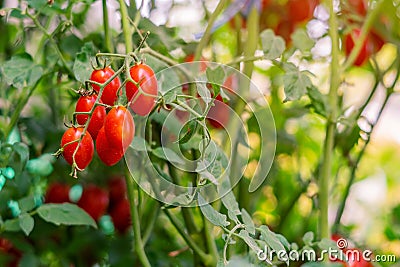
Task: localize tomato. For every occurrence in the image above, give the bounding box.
[348,0,368,16]
[370,31,385,53]
[344,28,373,66]
[61,127,94,170]
[108,176,127,205]
[0,238,21,267]
[110,198,131,234]
[77,185,109,221]
[207,94,230,129]
[184,54,208,72]
[75,95,106,139]
[126,63,158,116]
[287,0,318,24]
[90,67,121,106]
[274,19,295,43]
[104,106,135,150]
[96,127,124,166]
[45,182,71,203]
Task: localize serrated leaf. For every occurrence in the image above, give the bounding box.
[19,213,34,236]
[152,147,184,165]
[2,53,43,89]
[241,209,255,235]
[130,137,150,152]
[260,29,286,60]
[291,28,315,52]
[73,42,95,83]
[259,225,287,262]
[198,194,230,227]
[37,203,97,228]
[282,63,313,102]
[302,231,314,245]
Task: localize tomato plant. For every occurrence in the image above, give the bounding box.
[126,63,158,116]
[95,126,124,166]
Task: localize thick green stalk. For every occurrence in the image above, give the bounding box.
[125,172,151,267]
[319,0,340,241]
[194,0,228,60]
[102,0,114,53]
[118,0,133,52]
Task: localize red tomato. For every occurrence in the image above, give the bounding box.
[104,106,135,150]
[126,63,158,116]
[108,176,127,205]
[0,238,21,267]
[110,198,131,234]
[61,127,94,170]
[90,67,121,106]
[370,31,385,53]
[274,19,295,43]
[348,0,368,16]
[77,185,109,221]
[45,182,71,203]
[287,0,318,24]
[75,95,106,139]
[96,127,124,166]
[207,94,230,129]
[344,28,373,66]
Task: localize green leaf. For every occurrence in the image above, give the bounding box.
[307,86,328,117]
[37,203,97,228]
[2,53,43,89]
[241,209,255,235]
[73,42,95,83]
[18,196,36,213]
[198,194,230,227]
[291,29,315,53]
[27,0,47,9]
[177,118,198,145]
[10,142,29,174]
[276,234,291,250]
[259,225,287,263]
[152,147,184,165]
[3,218,21,232]
[162,89,177,105]
[221,191,241,223]
[19,213,34,236]
[260,29,286,60]
[282,63,313,102]
[238,229,261,253]
[197,83,212,104]
[302,231,314,245]
[206,66,225,95]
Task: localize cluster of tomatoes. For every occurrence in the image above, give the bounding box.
[59,62,158,175]
[45,177,131,233]
[342,0,386,66]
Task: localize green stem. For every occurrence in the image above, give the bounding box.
[102,0,114,53]
[142,202,160,245]
[334,69,399,231]
[342,0,385,70]
[194,0,228,61]
[319,0,340,241]
[163,208,213,266]
[202,215,218,264]
[118,0,133,52]
[125,171,151,267]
